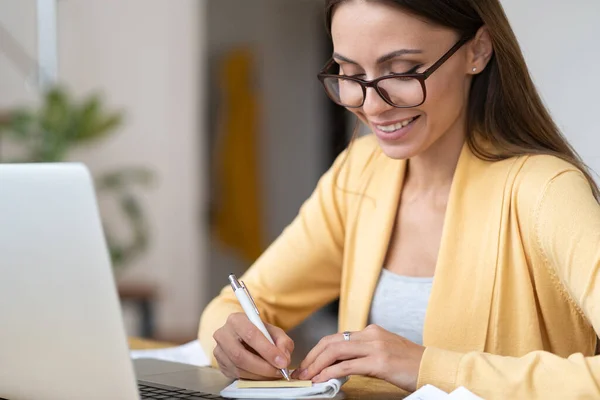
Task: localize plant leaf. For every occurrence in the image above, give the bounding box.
[2,109,38,140]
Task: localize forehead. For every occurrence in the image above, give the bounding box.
[331,1,453,56]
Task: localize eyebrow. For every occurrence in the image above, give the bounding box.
[333,49,423,65]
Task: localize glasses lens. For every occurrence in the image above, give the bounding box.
[378,76,424,107]
[322,75,425,108]
[322,77,364,107]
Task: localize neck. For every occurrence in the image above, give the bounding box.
[405,127,466,193]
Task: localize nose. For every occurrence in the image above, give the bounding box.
[361,86,393,118]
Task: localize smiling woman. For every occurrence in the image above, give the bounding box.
[199,1,600,399]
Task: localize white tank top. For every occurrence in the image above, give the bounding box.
[368,268,434,345]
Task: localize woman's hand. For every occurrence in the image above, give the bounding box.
[291,324,425,392]
[213,312,294,380]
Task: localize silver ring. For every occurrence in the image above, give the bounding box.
[342,331,351,341]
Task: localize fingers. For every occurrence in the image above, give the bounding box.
[297,334,338,373]
[265,323,294,360]
[213,314,287,380]
[230,313,289,368]
[214,341,282,380]
[297,341,369,380]
[298,330,360,372]
[238,368,281,381]
[231,314,289,369]
[221,326,283,378]
[215,345,282,380]
[214,345,235,378]
[312,358,368,383]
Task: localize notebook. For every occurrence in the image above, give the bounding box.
[220,377,348,399]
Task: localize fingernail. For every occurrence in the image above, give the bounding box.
[299,369,308,380]
[275,356,287,369]
[312,374,321,382]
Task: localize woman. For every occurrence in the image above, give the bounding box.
[199,0,600,398]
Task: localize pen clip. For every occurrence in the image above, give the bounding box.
[240,281,260,315]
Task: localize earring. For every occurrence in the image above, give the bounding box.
[472,67,477,72]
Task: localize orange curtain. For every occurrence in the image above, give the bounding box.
[212,48,264,263]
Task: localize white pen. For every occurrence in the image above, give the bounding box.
[228,274,291,381]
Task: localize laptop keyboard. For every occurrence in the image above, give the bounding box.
[138,380,226,399]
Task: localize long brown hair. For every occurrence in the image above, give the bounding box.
[325,0,600,200]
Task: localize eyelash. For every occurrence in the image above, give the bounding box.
[401,64,423,74]
[345,64,424,78]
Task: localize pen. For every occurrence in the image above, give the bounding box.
[228,274,291,381]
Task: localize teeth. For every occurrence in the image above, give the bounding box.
[376,117,417,132]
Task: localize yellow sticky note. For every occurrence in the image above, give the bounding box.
[236,380,313,388]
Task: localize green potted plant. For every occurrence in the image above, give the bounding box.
[0,85,154,271]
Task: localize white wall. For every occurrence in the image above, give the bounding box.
[57,0,208,340]
[0,0,38,109]
[501,0,600,173]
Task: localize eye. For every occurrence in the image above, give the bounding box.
[406,64,422,74]
[393,64,423,75]
[339,68,365,79]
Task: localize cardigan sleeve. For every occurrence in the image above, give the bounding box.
[198,137,378,366]
[417,168,600,399]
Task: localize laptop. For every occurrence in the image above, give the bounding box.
[0,163,233,400]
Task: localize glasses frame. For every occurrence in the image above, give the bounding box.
[317,35,473,109]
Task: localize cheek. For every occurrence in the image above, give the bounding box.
[421,71,468,133]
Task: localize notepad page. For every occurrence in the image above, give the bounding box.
[236,380,312,388]
[220,377,347,399]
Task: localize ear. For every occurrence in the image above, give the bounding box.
[467,26,493,75]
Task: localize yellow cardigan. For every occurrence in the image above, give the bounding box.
[199,135,600,399]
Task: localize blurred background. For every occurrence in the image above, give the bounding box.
[1,0,598,362]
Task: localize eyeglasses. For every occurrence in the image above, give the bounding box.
[317,35,473,109]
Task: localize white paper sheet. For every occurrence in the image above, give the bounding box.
[404,384,485,400]
[448,387,484,399]
[130,340,210,367]
[405,384,450,400]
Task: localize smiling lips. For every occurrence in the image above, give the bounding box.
[374,115,420,135]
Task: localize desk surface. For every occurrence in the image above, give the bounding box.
[128,338,409,399]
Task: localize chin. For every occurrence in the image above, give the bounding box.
[374,138,422,160]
